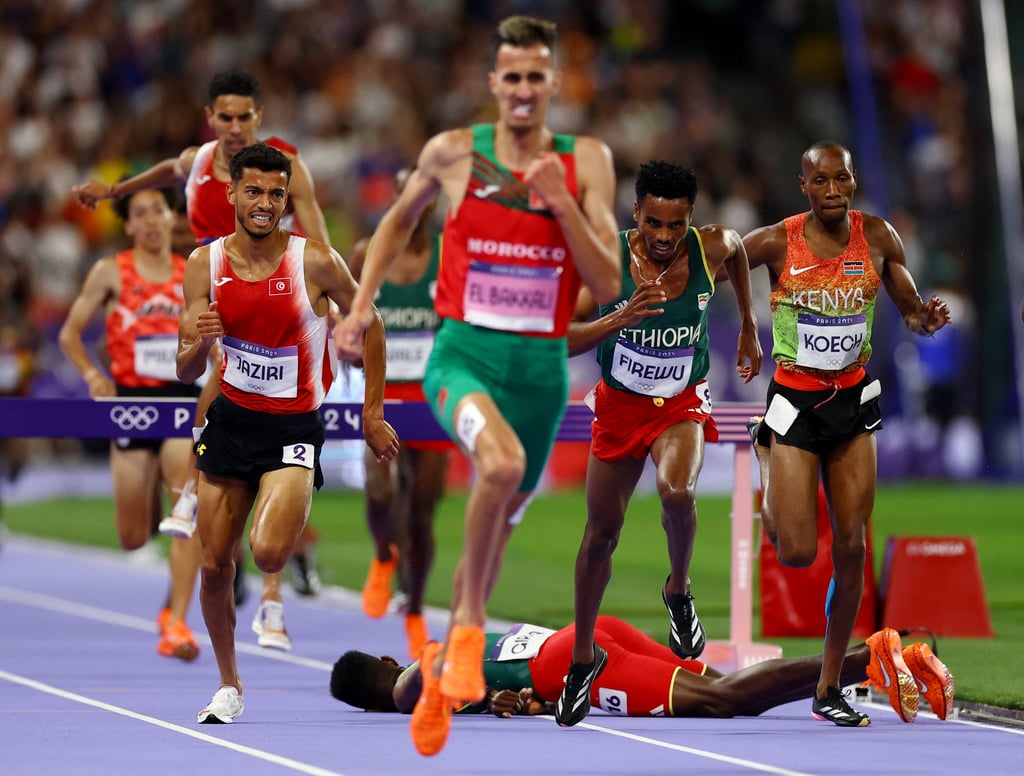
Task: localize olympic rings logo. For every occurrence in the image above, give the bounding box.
[109,405,160,431]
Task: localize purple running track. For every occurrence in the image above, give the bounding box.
[1,535,1022,776]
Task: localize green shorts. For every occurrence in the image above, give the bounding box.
[423,319,569,492]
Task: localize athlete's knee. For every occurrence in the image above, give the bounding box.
[657,479,697,519]
[476,451,525,492]
[250,543,288,574]
[775,536,817,568]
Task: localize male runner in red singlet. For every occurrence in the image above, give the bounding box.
[177,143,399,724]
[73,70,330,638]
[334,15,621,757]
[743,140,952,726]
[556,160,762,726]
[59,187,202,661]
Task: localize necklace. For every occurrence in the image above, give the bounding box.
[631,247,680,283]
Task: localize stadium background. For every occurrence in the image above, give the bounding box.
[2,0,1023,483]
[2,0,1023,714]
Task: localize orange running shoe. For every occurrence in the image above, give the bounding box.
[157,619,200,661]
[410,641,452,757]
[866,628,919,722]
[903,643,955,720]
[439,625,486,703]
[361,544,399,618]
[405,614,429,661]
[156,607,171,634]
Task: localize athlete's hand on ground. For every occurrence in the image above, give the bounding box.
[364,417,400,462]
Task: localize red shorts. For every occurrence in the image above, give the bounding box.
[384,382,455,452]
[529,616,708,717]
[590,379,718,462]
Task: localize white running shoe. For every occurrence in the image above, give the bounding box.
[251,600,292,651]
[197,686,244,724]
[159,483,197,539]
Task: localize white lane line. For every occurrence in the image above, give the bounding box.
[0,585,333,671]
[537,716,815,775]
[0,669,346,776]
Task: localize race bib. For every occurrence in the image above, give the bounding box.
[222,335,298,398]
[463,261,560,333]
[134,334,179,381]
[490,623,557,662]
[0,352,21,392]
[610,337,693,398]
[795,313,866,371]
[385,331,434,381]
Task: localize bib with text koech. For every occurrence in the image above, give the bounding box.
[222,335,299,397]
[795,312,866,371]
[463,261,560,333]
[385,331,434,381]
[611,337,693,398]
[134,334,179,381]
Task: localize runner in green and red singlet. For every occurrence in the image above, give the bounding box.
[333,15,621,757]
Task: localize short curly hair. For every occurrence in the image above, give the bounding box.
[329,651,400,712]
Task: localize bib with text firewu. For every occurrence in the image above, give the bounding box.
[222,335,299,397]
[611,338,694,398]
[795,312,866,371]
[462,260,560,333]
[133,334,179,381]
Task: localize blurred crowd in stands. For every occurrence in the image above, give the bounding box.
[0,0,1015,478]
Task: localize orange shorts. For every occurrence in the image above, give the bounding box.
[590,379,718,462]
[384,381,455,452]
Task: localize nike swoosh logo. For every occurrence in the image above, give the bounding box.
[865,419,882,430]
[474,184,501,199]
[197,175,211,185]
[789,264,822,275]
[214,277,233,286]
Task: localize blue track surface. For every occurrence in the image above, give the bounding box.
[1,535,1021,775]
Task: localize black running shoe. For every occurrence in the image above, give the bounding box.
[554,644,608,728]
[662,580,706,659]
[233,563,248,607]
[287,548,322,597]
[811,686,870,727]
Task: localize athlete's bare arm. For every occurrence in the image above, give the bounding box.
[742,222,787,288]
[308,242,399,462]
[528,136,620,304]
[334,129,469,356]
[282,152,330,244]
[705,225,761,383]
[58,258,120,397]
[567,281,667,357]
[176,246,217,385]
[864,214,951,335]
[73,147,198,209]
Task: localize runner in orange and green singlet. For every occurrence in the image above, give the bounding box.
[743,140,952,727]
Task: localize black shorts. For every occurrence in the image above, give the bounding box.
[113,383,201,452]
[194,394,325,491]
[755,373,883,456]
